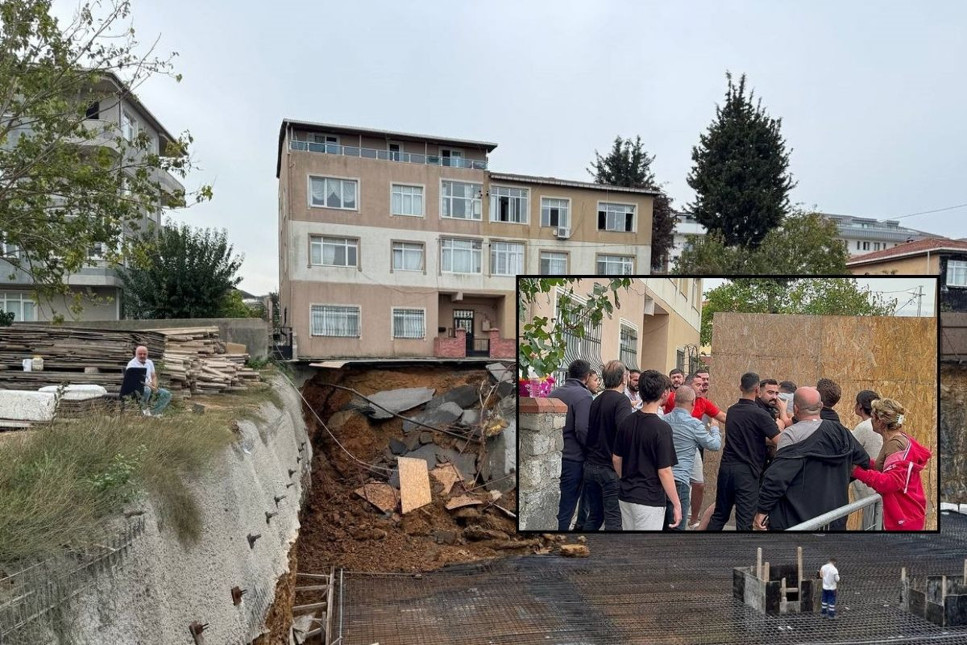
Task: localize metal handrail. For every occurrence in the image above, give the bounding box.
[290,139,488,170]
[785,493,883,531]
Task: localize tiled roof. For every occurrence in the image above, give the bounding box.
[846,237,967,266]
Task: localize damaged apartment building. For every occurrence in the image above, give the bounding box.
[275,120,667,363]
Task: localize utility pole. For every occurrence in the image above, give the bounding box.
[917,285,923,317]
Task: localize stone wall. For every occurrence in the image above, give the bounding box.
[518,397,565,531]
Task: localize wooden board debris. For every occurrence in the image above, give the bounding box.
[354,483,399,513]
[397,457,432,514]
[445,495,485,511]
[430,463,463,496]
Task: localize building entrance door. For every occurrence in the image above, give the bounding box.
[453,309,474,356]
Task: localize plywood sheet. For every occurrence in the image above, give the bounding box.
[354,483,399,513]
[708,312,938,530]
[398,457,432,514]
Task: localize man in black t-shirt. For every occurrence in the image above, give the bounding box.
[583,360,634,530]
[706,372,781,531]
[612,370,680,530]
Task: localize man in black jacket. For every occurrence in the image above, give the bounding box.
[754,387,872,531]
[549,359,594,530]
[583,360,634,530]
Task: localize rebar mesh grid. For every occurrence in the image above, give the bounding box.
[337,513,967,644]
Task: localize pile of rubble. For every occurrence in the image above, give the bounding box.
[299,363,586,573]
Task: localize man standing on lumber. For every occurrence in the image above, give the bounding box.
[127,346,172,417]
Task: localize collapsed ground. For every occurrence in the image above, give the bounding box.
[296,365,560,575]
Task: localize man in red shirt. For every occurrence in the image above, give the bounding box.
[663,373,726,424]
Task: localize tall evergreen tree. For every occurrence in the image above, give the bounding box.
[119,223,243,319]
[687,73,796,248]
[589,136,675,270]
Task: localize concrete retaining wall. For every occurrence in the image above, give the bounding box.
[22,318,270,360]
[10,375,308,644]
[518,397,565,531]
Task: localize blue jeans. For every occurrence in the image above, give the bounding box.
[664,479,690,531]
[558,459,584,531]
[141,386,172,416]
[583,462,622,531]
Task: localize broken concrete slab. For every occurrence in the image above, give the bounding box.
[426,384,480,411]
[482,417,517,493]
[362,387,435,420]
[354,483,399,513]
[404,444,439,471]
[402,401,463,433]
[435,447,478,483]
[403,432,422,452]
[38,384,108,401]
[487,362,514,383]
[0,390,56,422]
[398,457,432,514]
[460,409,481,426]
[419,431,435,445]
[430,463,463,496]
[389,437,407,456]
[495,380,515,398]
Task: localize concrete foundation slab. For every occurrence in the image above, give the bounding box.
[363,387,435,420]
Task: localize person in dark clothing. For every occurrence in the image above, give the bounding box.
[754,387,871,531]
[612,370,680,530]
[583,360,634,530]
[707,372,781,531]
[817,378,843,423]
[548,359,594,531]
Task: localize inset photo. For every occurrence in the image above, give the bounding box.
[518,276,939,533]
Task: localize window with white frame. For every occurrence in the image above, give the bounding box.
[310,236,358,267]
[310,305,360,337]
[392,308,425,339]
[540,251,567,275]
[392,241,424,271]
[441,180,482,220]
[121,111,137,142]
[309,176,358,210]
[619,323,638,370]
[541,197,569,228]
[948,260,967,287]
[597,255,634,275]
[490,186,528,223]
[490,241,524,276]
[597,202,635,232]
[441,238,482,273]
[391,184,424,217]
[0,291,36,322]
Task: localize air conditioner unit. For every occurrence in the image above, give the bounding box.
[555,226,571,239]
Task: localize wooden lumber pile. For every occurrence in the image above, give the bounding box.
[146,327,262,394]
[0,326,165,392]
[0,325,261,395]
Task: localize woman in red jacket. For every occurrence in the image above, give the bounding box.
[851,398,931,530]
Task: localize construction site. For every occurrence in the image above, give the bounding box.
[1,311,965,644]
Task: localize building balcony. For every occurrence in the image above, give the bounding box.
[290,140,488,170]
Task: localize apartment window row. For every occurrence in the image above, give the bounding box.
[855,240,898,252]
[307,176,635,231]
[948,260,967,288]
[309,304,426,339]
[308,234,635,276]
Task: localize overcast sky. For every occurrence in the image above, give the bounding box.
[81,2,967,295]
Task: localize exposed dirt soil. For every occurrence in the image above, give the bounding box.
[296,366,545,575]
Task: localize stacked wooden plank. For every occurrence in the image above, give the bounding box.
[145,327,262,394]
[0,325,261,395]
[0,326,165,392]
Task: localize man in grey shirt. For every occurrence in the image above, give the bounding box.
[663,386,722,530]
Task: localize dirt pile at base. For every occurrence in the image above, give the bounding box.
[297,365,552,574]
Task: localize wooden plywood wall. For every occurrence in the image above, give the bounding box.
[703,312,938,530]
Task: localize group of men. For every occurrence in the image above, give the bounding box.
[549,357,873,532]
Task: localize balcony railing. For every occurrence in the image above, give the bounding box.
[289,140,488,170]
